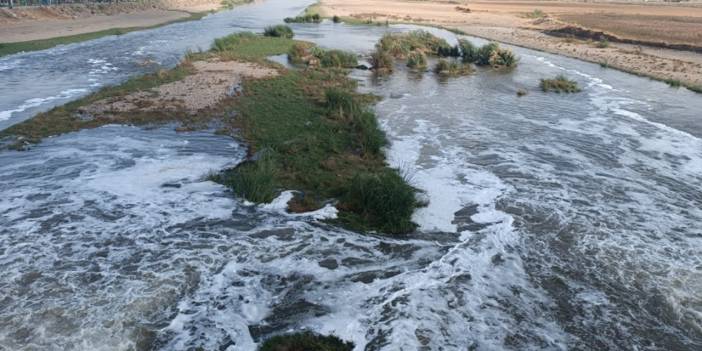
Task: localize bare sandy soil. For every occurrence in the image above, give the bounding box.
[83,60,278,117]
[0,0,223,43]
[0,9,190,43]
[319,0,702,88]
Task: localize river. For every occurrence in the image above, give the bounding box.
[1,0,701,350]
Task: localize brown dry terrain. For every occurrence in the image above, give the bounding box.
[0,0,223,43]
[319,0,702,89]
[82,59,278,117]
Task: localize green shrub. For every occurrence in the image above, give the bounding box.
[353,110,387,156]
[325,88,361,119]
[540,75,581,93]
[212,32,258,52]
[215,149,278,203]
[284,13,322,23]
[370,49,394,73]
[458,39,478,63]
[406,50,427,69]
[475,42,499,65]
[664,78,681,88]
[488,47,518,68]
[596,39,610,48]
[526,9,546,19]
[332,15,341,23]
[264,25,294,39]
[434,59,473,76]
[319,49,358,68]
[437,44,460,57]
[342,170,418,234]
[377,30,451,59]
[288,42,311,64]
[259,332,354,351]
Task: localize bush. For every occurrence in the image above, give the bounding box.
[212,32,258,52]
[434,59,473,76]
[343,170,418,234]
[596,39,610,48]
[475,42,499,65]
[325,88,361,119]
[215,149,278,203]
[377,30,451,59]
[540,75,581,93]
[332,15,341,23]
[488,47,518,68]
[353,110,386,156]
[458,39,478,63]
[284,13,322,23]
[288,42,311,64]
[259,332,354,351]
[319,49,358,68]
[437,44,460,58]
[664,78,681,88]
[370,49,394,73]
[406,50,427,69]
[264,25,294,39]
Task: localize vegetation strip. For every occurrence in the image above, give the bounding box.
[1,30,420,235]
[0,11,211,58]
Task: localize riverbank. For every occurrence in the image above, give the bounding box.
[0,0,251,57]
[316,0,702,93]
[0,30,420,235]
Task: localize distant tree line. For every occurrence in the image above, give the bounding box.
[0,0,137,8]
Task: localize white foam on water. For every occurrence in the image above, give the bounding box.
[0,88,88,121]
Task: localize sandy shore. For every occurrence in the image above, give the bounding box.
[0,9,192,43]
[318,0,702,89]
[0,0,224,43]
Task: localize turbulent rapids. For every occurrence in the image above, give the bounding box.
[1,0,702,350]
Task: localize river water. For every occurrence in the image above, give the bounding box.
[1,0,701,350]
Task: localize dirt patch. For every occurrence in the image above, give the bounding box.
[81,60,278,118]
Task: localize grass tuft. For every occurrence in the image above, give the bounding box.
[319,49,358,68]
[212,149,279,203]
[370,48,395,74]
[540,75,582,93]
[596,39,610,48]
[259,332,354,351]
[284,13,322,23]
[341,170,418,234]
[406,50,428,69]
[434,59,473,76]
[264,25,294,39]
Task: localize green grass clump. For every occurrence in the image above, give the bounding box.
[406,50,428,69]
[341,170,418,234]
[288,42,313,64]
[664,78,682,88]
[377,30,451,59]
[264,25,294,39]
[434,59,473,76]
[211,32,297,61]
[460,41,517,68]
[0,12,210,58]
[525,9,546,19]
[284,13,322,23]
[370,48,395,74]
[231,67,415,234]
[540,75,582,93]
[458,39,478,63]
[213,149,278,203]
[259,332,354,351]
[596,39,610,48]
[332,15,342,23]
[319,50,358,68]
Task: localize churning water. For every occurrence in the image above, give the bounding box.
[1,0,702,350]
